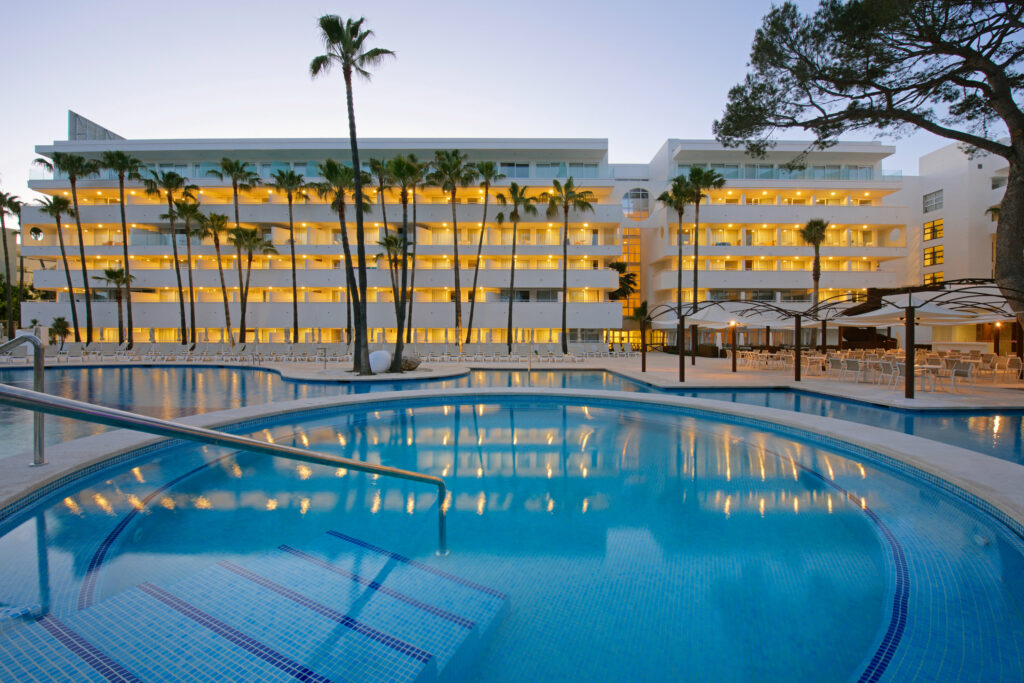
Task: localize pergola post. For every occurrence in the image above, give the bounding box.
[905,306,915,399]
[765,325,771,350]
[993,322,1001,355]
[678,314,685,382]
[731,323,738,372]
[641,317,648,373]
[820,319,827,353]
[794,314,802,382]
[691,324,698,365]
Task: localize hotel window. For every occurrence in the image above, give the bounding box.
[923,271,944,286]
[535,162,563,179]
[812,165,841,180]
[923,189,943,213]
[710,163,740,179]
[923,245,944,266]
[568,163,599,178]
[500,162,529,178]
[622,188,650,220]
[923,219,943,241]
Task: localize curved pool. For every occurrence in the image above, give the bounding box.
[1,395,1022,681]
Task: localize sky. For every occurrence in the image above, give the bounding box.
[2,0,955,226]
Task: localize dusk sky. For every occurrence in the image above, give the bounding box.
[3,0,953,224]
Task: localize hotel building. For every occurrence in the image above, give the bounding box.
[19,112,912,345]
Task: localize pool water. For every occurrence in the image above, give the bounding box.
[1,397,1021,681]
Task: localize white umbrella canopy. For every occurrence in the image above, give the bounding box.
[651,308,797,330]
[839,301,975,326]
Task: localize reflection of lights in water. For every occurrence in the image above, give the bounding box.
[825,457,834,481]
[195,496,211,510]
[406,494,415,514]
[442,433,449,446]
[371,473,379,480]
[131,467,145,483]
[442,464,450,476]
[94,494,114,516]
[857,464,866,479]
[299,432,309,447]
[828,495,833,514]
[230,464,242,478]
[583,406,591,419]
[546,498,554,513]
[263,429,274,444]
[860,497,867,510]
[335,467,347,477]
[477,404,484,416]
[477,432,484,446]
[994,415,1001,434]
[580,430,591,451]
[127,495,145,512]
[546,465,553,479]
[476,467,483,478]
[793,497,799,514]
[442,492,452,513]
[337,434,346,447]
[724,496,731,519]
[296,465,312,480]
[513,433,518,446]
[64,497,82,516]
[789,456,798,481]
[443,406,450,416]
[547,433,554,445]
[407,435,413,446]
[265,499,278,511]
[371,491,381,514]
[161,496,175,510]
[582,498,589,513]
[759,498,765,518]
[300,498,310,515]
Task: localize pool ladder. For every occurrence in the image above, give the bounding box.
[0,378,449,556]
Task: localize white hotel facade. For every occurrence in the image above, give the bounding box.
[19,113,913,345]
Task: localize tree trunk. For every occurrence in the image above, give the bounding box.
[995,159,1024,327]
[337,203,363,371]
[213,236,233,345]
[243,252,254,342]
[55,215,81,342]
[692,200,701,314]
[812,244,821,309]
[676,211,683,317]
[1,210,13,338]
[389,192,410,373]
[507,220,519,355]
[406,191,418,343]
[288,195,299,343]
[118,174,135,348]
[560,205,569,354]
[166,194,188,344]
[235,242,247,343]
[70,178,93,345]
[184,217,197,346]
[450,190,464,350]
[465,184,490,344]
[115,287,124,345]
[343,68,371,375]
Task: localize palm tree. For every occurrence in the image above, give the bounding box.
[800,218,829,309]
[194,212,234,344]
[146,170,197,343]
[464,161,505,345]
[228,227,277,344]
[496,183,538,354]
[311,160,371,356]
[50,316,70,351]
[0,191,20,338]
[657,178,690,317]
[679,167,726,314]
[36,196,80,342]
[607,261,638,301]
[174,200,205,345]
[427,150,479,350]
[207,158,260,233]
[270,169,309,343]
[92,267,134,345]
[33,153,100,344]
[404,155,428,344]
[368,158,393,234]
[310,14,395,374]
[7,197,26,335]
[385,155,420,370]
[100,151,145,348]
[542,178,596,353]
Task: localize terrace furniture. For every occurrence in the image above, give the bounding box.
[875,360,896,387]
[1005,356,1023,381]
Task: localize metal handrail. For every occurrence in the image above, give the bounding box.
[0,335,45,465]
[0,383,448,555]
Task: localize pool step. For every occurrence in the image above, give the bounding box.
[0,534,507,682]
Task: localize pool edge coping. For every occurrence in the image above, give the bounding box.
[1,388,1023,539]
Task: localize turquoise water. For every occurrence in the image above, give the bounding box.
[1,396,1022,680]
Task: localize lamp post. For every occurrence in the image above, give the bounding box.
[641,316,647,373]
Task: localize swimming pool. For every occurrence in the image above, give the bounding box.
[1,395,1021,681]
[1,365,1020,465]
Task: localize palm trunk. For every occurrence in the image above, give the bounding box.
[406,190,418,344]
[812,244,821,309]
[17,253,25,334]
[166,194,188,344]
[561,205,570,354]
[118,173,135,348]
[115,286,124,345]
[70,178,93,345]
[390,192,410,373]
[55,215,81,342]
[465,184,490,344]
[213,235,233,345]
[1,211,13,338]
[450,190,464,350]
[235,243,247,343]
[506,220,518,355]
[244,252,255,342]
[343,67,371,375]
[288,194,299,343]
[337,201,362,369]
[184,217,197,345]
[676,211,683,317]
[692,200,701,314]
